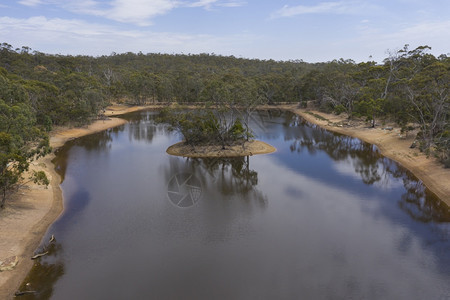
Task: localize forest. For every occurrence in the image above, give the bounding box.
[0,42,448,207]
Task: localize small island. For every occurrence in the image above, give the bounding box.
[159,107,276,158]
[167,140,276,157]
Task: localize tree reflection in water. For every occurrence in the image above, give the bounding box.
[52,126,123,182]
[285,116,449,223]
[17,239,64,300]
[127,117,170,143]
[164,156,267,209]
[122,109,173,144]
[400,173,450,223]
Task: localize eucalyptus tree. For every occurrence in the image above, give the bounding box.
[202,75,238,147]
[405,61,449,152]
[352,62,387,127]
[237,77,267,141]
[0,73,50,208]
[324,71,360,117]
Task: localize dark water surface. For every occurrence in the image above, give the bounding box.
[21,110,449,299]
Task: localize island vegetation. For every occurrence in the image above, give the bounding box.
[158,100,276,157]
[0,42,448,207]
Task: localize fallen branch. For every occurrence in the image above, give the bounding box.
[15,290,37,297]
[31,251,48,260]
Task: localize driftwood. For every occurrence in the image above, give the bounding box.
[31,251,48,260]
[30,235,55,260]
[15,290,37,297]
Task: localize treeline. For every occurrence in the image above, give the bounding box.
[0,43,316,126]
[1,43,447,127]
[301,46,448,165]
[0,43,448,206]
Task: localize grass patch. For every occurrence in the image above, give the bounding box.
[305,111,328,121]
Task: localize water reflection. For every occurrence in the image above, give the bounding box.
[400,173,450,223]
[52,127,123,182]
[122,109,173,144]
[127,118,170,143]
[287,118,387,185]
[282,117,449,223]
[50,189,91,236]
[164,156,267,208]
[18,240,64,300]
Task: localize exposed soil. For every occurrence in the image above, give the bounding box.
[166,140,276,157]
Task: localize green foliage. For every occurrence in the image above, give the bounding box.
[434,130,450,167]
[159,108,250,147]
[0,73,50,208]
[229,118,247,141]
[31,170,50,186]
[333,105,346,115]
[165,110,218,144]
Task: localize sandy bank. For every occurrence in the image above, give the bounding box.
[274,104,449,206]
[50,117,128,148]
[167,140,276,158]
[0,154,62,299]
[104,103,169,117]
[0,117,129,299]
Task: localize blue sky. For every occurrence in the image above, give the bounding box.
[0,0,449,62]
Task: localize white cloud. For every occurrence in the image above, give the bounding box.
[271,1,380,18]
[4,1,448,62]
[218,2,246,8]
[18,0,45,6]
[0,16,257,56]
[379,20,450,56]
[189,0,219,8]
[60,0,178,26]
[17,0,243,26]
[188,0,245,9]
[320,19,450,63]
[105,0,178,25]
[0,16,127,38]
[273,2,341,17]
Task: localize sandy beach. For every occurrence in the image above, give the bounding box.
[0,103,448,299]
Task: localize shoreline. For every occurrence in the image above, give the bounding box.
[279,104,450,206]
[1,103,448,298]
[0,154,62,299]
[166,140,276,157]
[0,117,129,299]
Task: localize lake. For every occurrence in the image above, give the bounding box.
[21,110,449,299]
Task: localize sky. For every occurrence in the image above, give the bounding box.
[0,0,449,63]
